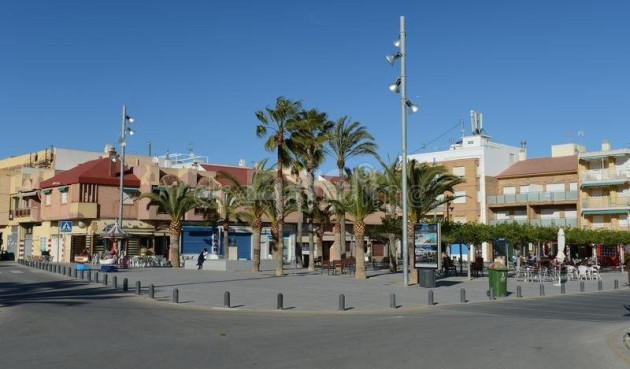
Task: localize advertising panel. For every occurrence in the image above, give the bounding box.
[414,223,441,269]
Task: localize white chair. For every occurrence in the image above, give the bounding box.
[590,265,601,280]
[566,265,578,280]
[577,265,591,280]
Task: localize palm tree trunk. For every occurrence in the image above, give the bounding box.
[223,223,230,260]
[275,166,284,277]
[168,231,180,268]
[307,167,316,271]
[388,233,397,273]
[354,227,366,279]
[408,221,418,284]
[337,167,345,260]
[332,223,341,261]
[296,193,303,269]
[252,225,261,272]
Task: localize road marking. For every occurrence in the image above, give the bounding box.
[10,270,24,274]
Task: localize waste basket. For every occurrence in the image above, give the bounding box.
[418,268,436,288]
[488,264,508,297]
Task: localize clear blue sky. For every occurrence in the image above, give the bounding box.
[1,0,629,176]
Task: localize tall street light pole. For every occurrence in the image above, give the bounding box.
[387,16,419,286]
[118,105,134,256]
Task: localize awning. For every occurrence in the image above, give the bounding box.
[581,153,628,160]
[582,209,628,215]
[42,189,52,194]
[122,187,140,193]
[18,191,38,198]
[581,180,629,187]
[57,186,69,192]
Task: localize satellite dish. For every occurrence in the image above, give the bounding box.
[78,221,86,228]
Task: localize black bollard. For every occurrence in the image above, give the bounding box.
[112,276,118,289]
[135,281,141,295]
[87,270,92,282]
[614,279,619,289]
[94,272,99,284]
[103,274,108,286]
[80,270,84,280]
[460,288,466,303]
[339,294,346,311]
[172,288,179,303]
[561,283,565,294]
[73,269,77,278]
[598,280,602,291]
[489,288,494,300]
[428,290,434,305]
[390,293,397,309]
[517,285,522,298]
[149,284,155,299]
[539,284,545,296]
[580,281,585,292]
[224,291,231,308]
[123,278,128,292]
[277,293,283,310]
[63,266,67,275]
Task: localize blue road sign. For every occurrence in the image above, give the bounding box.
[59,221,73,233]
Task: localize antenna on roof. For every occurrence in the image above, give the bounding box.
[470,110,484,136]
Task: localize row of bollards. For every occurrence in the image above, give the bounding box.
[19,260,626,310]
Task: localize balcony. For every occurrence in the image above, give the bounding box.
[487,191,578,206]
[13,206,41,222]
[68,203,99,219]
[581,169,630,187]
[488,217,578,227]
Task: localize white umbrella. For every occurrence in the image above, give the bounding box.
[554,228,565,286]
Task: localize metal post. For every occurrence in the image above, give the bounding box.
[149,284,155,299]
[516,285,522,298]
[103,274,108,286]
[598,280,602,291]
[539,284,545,296]
[123,278,128,292]
[172,288,179,303]
[428,290,434,305]
[135,281,141,295]
[390,293,397,309]
[460,288,466,303]
[338,294,346,311]
[399,15,409,287]
[580,281,585,292]
[489,288,494,300]
[118,105,127,256]
[224,291,231,308]
[614,279,619,289]
[277,293,283,310]
[112,275,117,289]
[561,283,565,294]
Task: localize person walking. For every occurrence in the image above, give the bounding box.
[197,248,208,270]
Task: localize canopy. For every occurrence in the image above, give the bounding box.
[556,228,565,263]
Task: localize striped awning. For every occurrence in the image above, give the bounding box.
[582,209,628,215]
[581,180,629,187]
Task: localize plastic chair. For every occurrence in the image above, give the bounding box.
[577,265,591,280]
[590,265,601,280]
[566,265,578,280]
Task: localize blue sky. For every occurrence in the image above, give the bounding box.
[1,0,629,175]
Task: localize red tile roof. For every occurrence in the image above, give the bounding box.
[40,157,140,188]
[200,164,252,186]
[496,155,578,178]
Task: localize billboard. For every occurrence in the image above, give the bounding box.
[414,223,441,269]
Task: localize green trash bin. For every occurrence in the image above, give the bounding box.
[488,264,508,297]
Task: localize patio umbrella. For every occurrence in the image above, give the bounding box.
[556,228,565,263]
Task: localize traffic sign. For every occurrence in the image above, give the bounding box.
[59,221,73,233]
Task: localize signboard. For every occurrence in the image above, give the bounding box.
[59,221,73,234]
[414,223,441,269]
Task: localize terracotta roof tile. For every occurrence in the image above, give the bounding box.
[40,157,140,188]
[496,155,577,178]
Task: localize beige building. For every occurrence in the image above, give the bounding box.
[579,140,630,230]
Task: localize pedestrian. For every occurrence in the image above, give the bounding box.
[197,248,208,270]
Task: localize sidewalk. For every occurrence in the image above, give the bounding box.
[37,262,629,313]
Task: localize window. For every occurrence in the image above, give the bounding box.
[621,214,629,228]
[509,153,515,164]
[61,192,68,204]
[541,209,559,219]
[452,166,465,177]
[503,187,516,195]
[545,183,564,192]
[454,216,466,223]
[45,194,51,206]
[592,215,605,228]
[453,191,466,204]
[519,185,530,193]
[569,182,578,191]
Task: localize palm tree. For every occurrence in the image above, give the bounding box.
[287,109,333,271]
[140,182,199,268]
[330,168,382,279]
[218,161,274,272]
[327,116,378,260]
[263,183,298,266]
[377,156,403,272]
[405,160,465,284]
[311,198,332,262]
[256,96,302,276]
[215,187,241,260]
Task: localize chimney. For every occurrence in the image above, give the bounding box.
[108,149,118,177]
[601,140,610,151]
[519,139,527,161]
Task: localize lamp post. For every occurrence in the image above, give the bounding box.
[387,16,419,286]
[117,105,135,256]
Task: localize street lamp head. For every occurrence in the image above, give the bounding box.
[386,51,401,65]
[393,39,401,48]
[405,99,420,114]
[126,115,134,123]
[126,127,135,136]
[388,78,401,93]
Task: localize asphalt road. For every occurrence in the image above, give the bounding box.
[1,264,629,369]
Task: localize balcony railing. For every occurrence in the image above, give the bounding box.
[581,196,630,209]
[487,191,578,205]
[581,169,630,182]
[488,217,578,227]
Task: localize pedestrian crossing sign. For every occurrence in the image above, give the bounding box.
[59,221,73,233]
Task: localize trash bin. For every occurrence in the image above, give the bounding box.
[418,268,436,288]
[488,263,508,297]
